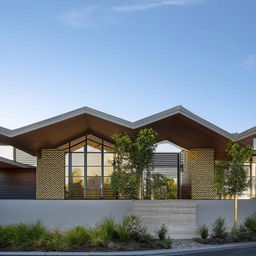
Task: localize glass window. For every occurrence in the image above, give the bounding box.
[104,176,111,186]
[71,167,84,176]
[71,177,84,198]
[104,166,113,176]
[72,153,84,166]
[87,144,101,152]
[87,176,101,189]
[87,167,101,176]
[65,153,69,166]
[73,144,84,152]
[65,176,69,192]
[65,166,69,176]
[104,153,113,166]
[87,153,101,166]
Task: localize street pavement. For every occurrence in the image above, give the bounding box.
[182,248,256,256]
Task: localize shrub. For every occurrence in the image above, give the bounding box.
[41,230,65,251]
[211,217,227,239]
[87,229,106,247]
[157,224,168,241]
[0,226,14,248]
[157,237,172,249]
[97,218,118,241]
[198,225,209,239]
[115,215,152,242]
[244,213,256,233]
[9,221,47,250]
[65,226,90,248]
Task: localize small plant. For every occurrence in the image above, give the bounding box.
[9,221,47,250]
[244,213,256,233]
[211,217,227,239]
[157,237,172,249]
[65,226,90,248]
[87,229,106,247]
[198,224,209,239]
[41,230,65,251]
[0,225,14,248]
[98,218,118,241]
[157,224,168,241]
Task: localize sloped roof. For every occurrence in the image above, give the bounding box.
[0,105,242,159]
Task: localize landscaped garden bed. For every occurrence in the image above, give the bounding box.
[0,215,172,252]
[194,213,256,245]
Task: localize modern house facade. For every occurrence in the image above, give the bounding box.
[0,105,256,200]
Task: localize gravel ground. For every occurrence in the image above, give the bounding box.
[172,239,211,249]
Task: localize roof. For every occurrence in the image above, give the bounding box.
[0,156,35,169]
[0,105,250,160]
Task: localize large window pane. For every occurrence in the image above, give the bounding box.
[71,177,84,198]
[87,176,101,189]
[104,153,113,166]
[65,153,69,166]
[87,167,101,176]
[87,153,101,166]
[65,176,69,193]
[65,167,69,176]
[87,144,101,152]
[71,167,84,176]
[104,166,113,176]
[72,153,84,166]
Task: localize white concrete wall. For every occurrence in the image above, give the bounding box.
[0,200,133,230]
[1,200,256,239]
[196,200,256,229]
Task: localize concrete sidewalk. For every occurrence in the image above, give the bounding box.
[0,242,256,256]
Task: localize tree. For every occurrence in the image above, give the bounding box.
[110,128,157,199]
[214,140,253,225]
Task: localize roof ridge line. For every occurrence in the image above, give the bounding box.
[0,105,235,139]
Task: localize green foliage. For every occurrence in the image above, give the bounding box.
[41,230,65,251]
[0,225,14,248]
[149,173,178,199]
[157,237,172,249]
[244,213,256,233]
[214,140,253,199]
[87,228,106,247]
[111,170,140,199]
[155,224,172,248]
[166,178,178,199]
[214,161,229,199]
[110,128,157,199]
[97,218,118,241]
[198,224,209,239]
[157,224,168,240]
[65,226,90,248]
[9,221,47,250]
[211,217,227,239]
[0,216,170,251]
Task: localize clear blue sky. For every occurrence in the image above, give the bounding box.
[0,0,255,133]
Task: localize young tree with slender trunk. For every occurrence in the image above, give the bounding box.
[110,128,157,199]
[214,140,253,226]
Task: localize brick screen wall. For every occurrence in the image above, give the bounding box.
[36,149,65,199]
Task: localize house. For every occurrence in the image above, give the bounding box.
[0,105,255,200]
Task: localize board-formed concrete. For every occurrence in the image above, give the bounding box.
[133,200,197,239]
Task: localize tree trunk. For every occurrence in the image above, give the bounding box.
[234,195,238,226]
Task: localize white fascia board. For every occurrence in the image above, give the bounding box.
[0,105,233,139]
[236,126,256,141]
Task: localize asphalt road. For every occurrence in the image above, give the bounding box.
[182,248,256,256]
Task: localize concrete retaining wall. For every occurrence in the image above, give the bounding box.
[1,200,256,239]
[196,200,256,229]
